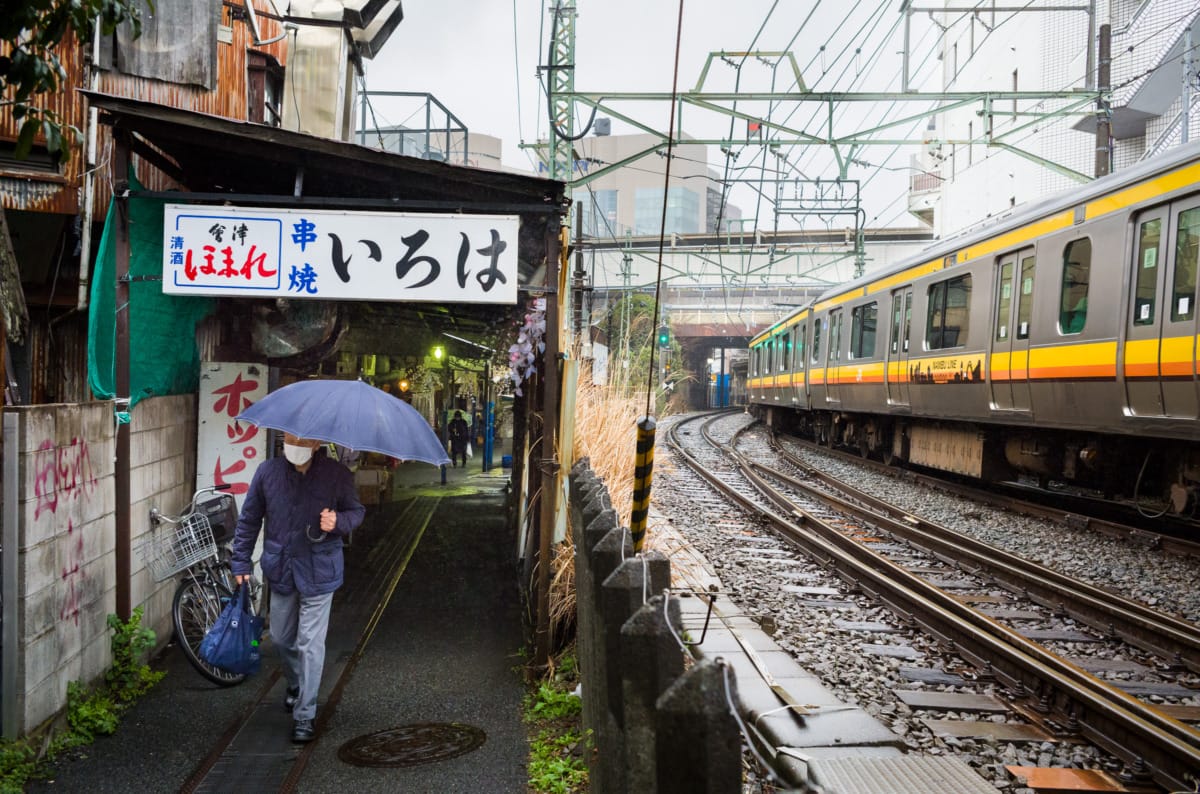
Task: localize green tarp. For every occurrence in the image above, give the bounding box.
[88,186,214,409]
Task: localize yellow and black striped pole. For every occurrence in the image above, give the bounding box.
[630,416,657,552]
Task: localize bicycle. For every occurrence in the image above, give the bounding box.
[142,485,267,686]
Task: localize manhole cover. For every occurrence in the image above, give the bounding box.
[338,723,487,767]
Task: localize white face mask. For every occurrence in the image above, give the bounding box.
[283,442,314,466]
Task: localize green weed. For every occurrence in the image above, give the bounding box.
[525,682,582,722]
[106,607,165,701]
[528,729,587,794]
[0,609,164,790]
[525,649,587,793]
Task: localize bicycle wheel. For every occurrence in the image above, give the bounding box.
[172,577,246,686]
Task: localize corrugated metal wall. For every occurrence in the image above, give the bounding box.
[1,0,290,214]
[25,314,90,404]
[0,31,86,215]
[93,0,291,207]
[3,1,291,405]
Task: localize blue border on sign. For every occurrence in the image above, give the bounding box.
[171,213,284,291]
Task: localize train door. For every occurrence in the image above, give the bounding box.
[885,288,912,405]
[1123,202,1200,418]
[826,309,843,404]
[794,320,808,406]
[990,249,1034,411]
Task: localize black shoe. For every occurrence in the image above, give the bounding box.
[284,686,300,711]
[292,719,315,743]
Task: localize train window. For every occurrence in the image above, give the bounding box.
[781,332,792,372]
[995,261,1013,340]
[891,297,902,353]
[1133,219,1161,326]
[1172,208,1200,322]
[904,292,912,351]
[1017,255,1035,339]
[828,311,843,363]
[797,322,806,369]
[926,275,971,349]
[1058,238,1091,334]
[850,302,878,359]
[811,320,822,364]
[767,339,775,372]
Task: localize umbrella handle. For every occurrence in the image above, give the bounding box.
[304,524,329,543]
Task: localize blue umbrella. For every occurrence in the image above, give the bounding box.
[236,379,450,466]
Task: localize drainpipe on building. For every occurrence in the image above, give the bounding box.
[77,16,103,311]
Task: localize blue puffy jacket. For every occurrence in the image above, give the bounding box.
[230,451,365,596]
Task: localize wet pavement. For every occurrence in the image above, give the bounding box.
[29,460,527,794]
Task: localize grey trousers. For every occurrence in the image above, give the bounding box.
[270,589,334,721]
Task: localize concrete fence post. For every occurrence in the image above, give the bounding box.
[656,657,744,794]
[620,593,684,794]
[572,475,613,780]
[587,524,631,793]
[601,552,671,729]
[568,462,596,532]
[596,550,668,793]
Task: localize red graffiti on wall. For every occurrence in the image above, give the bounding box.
[59,520,84,626]
[33,437,98,520]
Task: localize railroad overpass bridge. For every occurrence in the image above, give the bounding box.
[580,226,935,407]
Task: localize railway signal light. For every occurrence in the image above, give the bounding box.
[657,324,670,348]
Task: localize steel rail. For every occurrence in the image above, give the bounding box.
[668,414,1200,792]
[756,448,1200,674]
[787,432,1200,560]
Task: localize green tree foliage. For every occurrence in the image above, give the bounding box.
[0,0,149,163]
[602,292,684,412]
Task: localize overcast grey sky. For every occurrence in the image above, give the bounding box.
[363,2,933,228]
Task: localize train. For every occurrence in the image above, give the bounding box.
[747,139,1200,517]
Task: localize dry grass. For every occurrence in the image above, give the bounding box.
[546,367,669,648]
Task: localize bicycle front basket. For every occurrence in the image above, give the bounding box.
[139,513,218,582]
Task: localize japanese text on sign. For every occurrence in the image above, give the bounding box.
[163,204,521,304]
[198,363,268,503]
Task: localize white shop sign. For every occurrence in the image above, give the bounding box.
[162,204,520,304]
[196,361,268,507]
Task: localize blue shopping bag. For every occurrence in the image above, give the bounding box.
[198,583,264,675]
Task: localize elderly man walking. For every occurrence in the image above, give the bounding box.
[231,432,365,743]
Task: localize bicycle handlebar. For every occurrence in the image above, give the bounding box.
[150,483,235,526]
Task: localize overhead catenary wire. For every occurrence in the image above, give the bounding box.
[643,0,687,419]
[512,0,535,170]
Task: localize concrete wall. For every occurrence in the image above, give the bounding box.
[130,395,198,646]
[11,401,116,733]
[5,394,195,735]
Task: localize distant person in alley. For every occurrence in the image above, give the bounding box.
[230,432,365,744]
[448,410,470,468]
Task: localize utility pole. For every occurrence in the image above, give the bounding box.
[573,202,586,344]
[1184,26,1193,145]
[1095,23,1112,178]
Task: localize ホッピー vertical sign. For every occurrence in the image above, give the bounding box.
[162,204,521,305]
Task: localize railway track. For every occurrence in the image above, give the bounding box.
[784,432,1200,561]
[663,411,1200,793]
